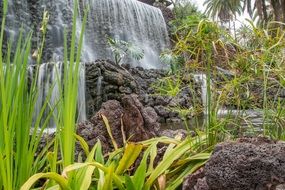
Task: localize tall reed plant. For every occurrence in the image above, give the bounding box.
[0,0,51,189]
[56,0,88,168]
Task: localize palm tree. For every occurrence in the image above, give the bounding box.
[243,0,268,26]
[205,0,285,27]
[204,0,243,21]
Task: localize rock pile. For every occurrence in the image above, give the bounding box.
[85,60,199,124]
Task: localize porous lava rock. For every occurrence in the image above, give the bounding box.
[77,94,160,153]
[85,60,197,124]
[183,168,209,190]
[85,60,139,117]
[182,137,285,190]
[204,137,285,190]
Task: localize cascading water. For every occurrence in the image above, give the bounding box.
[2,0,170,128]
[80,0,170,68]
[4,0,169,65]
[3,0,169,67]
[33,63,87,128]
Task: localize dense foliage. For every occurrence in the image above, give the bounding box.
[1,0,285,189]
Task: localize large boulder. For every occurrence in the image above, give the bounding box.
[205,137,285,190]
[183,137,285,190]
[183,168,209,190]
[77,94,160,153]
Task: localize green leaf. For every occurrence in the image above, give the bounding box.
[74,133,90,156]
[101,114,119,150]
[166,160,208,190]
[132,144,155,190]
[115,143,143,175]
[75,142,99,190]
[20,173,70,190]
[103,163,115,190]
[144,138,193,190]
[125,175,136,190]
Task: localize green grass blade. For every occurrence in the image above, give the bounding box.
[20,173,70,190]
[115,143,143,175]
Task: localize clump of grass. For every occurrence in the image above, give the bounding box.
[0,0,51,189]
[21,128,210,190]
[161,17,285,144]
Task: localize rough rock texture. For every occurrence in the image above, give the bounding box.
[85,60,138,117]
[77,94,159,153]
[129,65,200,122]
[205,137,285,190]
[182,137,285,190]
[121,94,159,141]
[85,60,198,124]
[183,168,209,190]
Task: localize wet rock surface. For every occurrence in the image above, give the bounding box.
[183,137,285,190]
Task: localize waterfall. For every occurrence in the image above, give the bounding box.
[77,64,87,122]
[3,0,31,55]
[32,63,87,128]
[3,0,169,68]
[81,0,169,68]
[3,0,170,128]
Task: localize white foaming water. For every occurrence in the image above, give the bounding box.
[81,0,170,68]
[5,0,169,65]
[5,0,170,129]
[32,63,87,128]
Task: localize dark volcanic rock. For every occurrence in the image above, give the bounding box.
[77,94,160,153]
[183,168,209,190]
[84,60,199,124]
[85,60,139,117]
[77,100,124,153]
[122,94,158,141]
[205,137,285,190]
